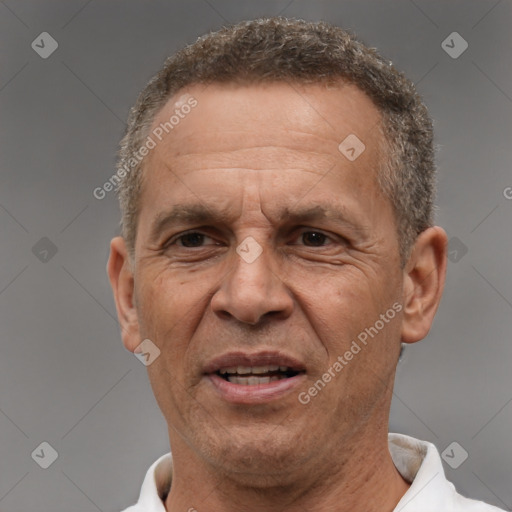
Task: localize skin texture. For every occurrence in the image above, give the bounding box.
[108,81,447,512]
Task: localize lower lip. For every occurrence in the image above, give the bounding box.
[206,373,306,404]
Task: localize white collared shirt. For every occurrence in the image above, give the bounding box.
[121,433,505,511]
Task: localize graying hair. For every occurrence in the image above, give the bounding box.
[116,17,436,265]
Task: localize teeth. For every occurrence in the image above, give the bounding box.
[227,375,286,385]
[219,367,237,374]
[219,365,289,375]
[253,364,279,374]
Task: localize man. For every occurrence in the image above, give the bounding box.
[107,17,504,512]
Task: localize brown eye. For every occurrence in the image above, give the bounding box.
[177,232,207,247]
[302,231,329,246]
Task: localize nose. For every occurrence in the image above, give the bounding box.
[210,240,294,325]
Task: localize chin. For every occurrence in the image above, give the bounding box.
[199,426,310,484]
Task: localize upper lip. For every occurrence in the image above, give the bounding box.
[203,351,306,374]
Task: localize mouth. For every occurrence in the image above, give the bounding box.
[216,365,302,385]
[203,351,306,404]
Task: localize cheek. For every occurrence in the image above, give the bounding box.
[134,267,210,370]
[296,264,401,369]
[290,266,384,333]
[326,280,403,389]
[138,264,205,321]
[139,271,209,424]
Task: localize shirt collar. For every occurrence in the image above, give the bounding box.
[128,452,172,512]
[388,433,450,510]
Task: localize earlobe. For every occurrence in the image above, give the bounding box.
[401,226,448,344]
[107,236,141,352]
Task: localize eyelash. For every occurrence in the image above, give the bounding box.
[167,229,336,248]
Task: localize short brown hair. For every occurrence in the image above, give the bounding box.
[116,17,436,264]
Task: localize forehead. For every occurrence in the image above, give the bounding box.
[139,81,388,227]
[149,81,383,160]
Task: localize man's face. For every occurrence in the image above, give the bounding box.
[130,82,405,480]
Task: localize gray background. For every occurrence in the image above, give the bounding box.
[0,1,511,511]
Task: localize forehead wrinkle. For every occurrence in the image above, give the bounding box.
[168,127,343,151]
[171,145,337,159]
[168,166,330,177]
[158,152,336,179]
[158,146,338,176]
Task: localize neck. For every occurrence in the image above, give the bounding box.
[164,425,410,512]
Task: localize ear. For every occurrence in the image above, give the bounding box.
[401,226,447,344]
[107,236,141,352]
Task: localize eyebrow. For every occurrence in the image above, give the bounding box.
[148,204,232,242]
[148,203,367,243]
[281,205,369,236]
